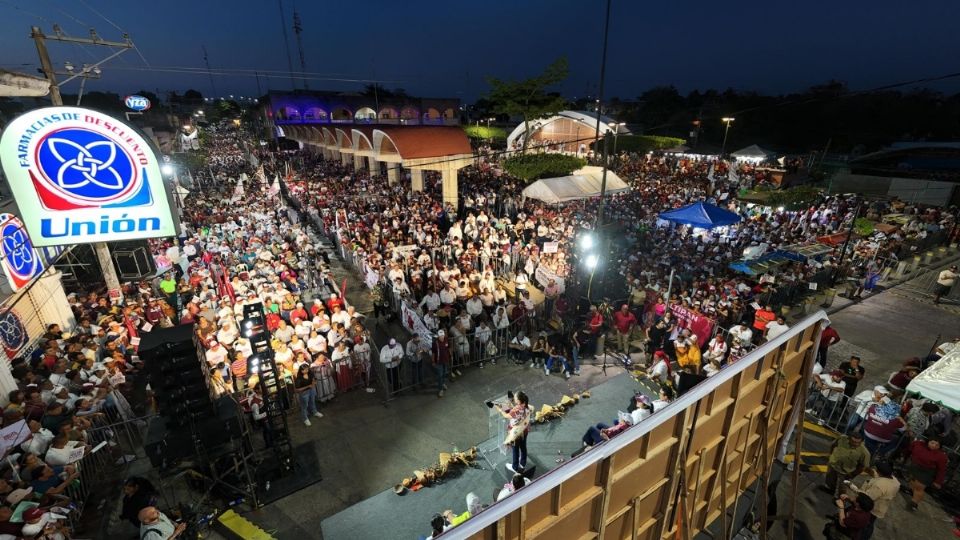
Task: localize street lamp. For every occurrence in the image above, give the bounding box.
[721,117,735,156]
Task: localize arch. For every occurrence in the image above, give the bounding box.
[352,129,374,153]
[303,107,328,122]
[373,130,399,156]
[331,106,352,123]
[423,108,441,120]
[277,106,300,121]
[400,107,419,120]
[335,128,353,152]
[443,108,456,119]
[378,107,399,120]
[354,107,377,123]
[305,126,324,143]
[321,127,337,147]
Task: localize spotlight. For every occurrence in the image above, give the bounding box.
[160,164,174,176]
[579,234,594,250]
[585,254,599,269]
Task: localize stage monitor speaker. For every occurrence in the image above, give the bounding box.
[109,240,158,281]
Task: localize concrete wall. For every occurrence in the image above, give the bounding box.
[830,173,956,207]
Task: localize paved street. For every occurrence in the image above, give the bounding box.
[771,260,960,540]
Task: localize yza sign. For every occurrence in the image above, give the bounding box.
[0,107,176,246]
[124,95,151,111]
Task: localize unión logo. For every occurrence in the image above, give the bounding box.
[33,127,147,209]
[124,95,151,111]
[0,310,27,358]
[0,106,176,246]
[0,214,39,290]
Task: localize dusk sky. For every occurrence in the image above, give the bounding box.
[2,0,958,102]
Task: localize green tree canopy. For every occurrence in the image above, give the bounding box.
[486,58,568,153]
[502,153,586,183]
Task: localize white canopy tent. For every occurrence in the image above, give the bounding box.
[521,166,629,204]
[906,347,960,411]
[731,144,776,162]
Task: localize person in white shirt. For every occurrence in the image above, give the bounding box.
[465,296,484,319]
[647,350,672,384]
[352,338,375,393]
[764,317,790,341]
[651,385,674,412]
[496,474,532,502]
[307,330,327,355]
[934,265,958,304]
[205,341,228,367]
[216,322,238,347]
[475,321,493,367]
[729,324,753,344]
[21,420,54,456]
[439,285,457,306]
[420,290,442,312]
[380,338,404,393]
[331,306,351,327]
[703,335,728,364]
[508,331,531,364]
[806,369,846,418]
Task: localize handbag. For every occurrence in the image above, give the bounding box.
[485,341,498,356]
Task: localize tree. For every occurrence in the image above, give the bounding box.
[486,57,568,153]
[502,153,586,183]
[135,90,160,106]
[183,89,204,102]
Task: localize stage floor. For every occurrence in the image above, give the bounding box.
[237,353,648,540]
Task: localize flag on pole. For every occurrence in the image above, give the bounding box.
[255,164,267,187]
[268,175,281,198]
[727,161,740,184]
[230,177,244,202]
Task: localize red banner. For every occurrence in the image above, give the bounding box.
[670,304,716,345]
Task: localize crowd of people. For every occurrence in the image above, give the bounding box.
[3,115,958,539]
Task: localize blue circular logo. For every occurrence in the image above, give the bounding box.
[0,311,27,357]
[1,219,36,278]
[36,127,138,204]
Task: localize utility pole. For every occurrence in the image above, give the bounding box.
[202,45,218,98]
[32,25,133,300]
[292,9,308,90]
[276,0,297,90]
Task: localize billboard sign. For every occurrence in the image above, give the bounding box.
[0,213,62,291]
[123,95,151,111]
[0,106,177,246]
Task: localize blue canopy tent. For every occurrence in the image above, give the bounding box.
[659,201,742,229]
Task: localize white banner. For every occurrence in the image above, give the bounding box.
[542,241,559,254]
[534,265,565,293]
[401,302,434,345]
[392,244,418,259]
[0,420,29,457]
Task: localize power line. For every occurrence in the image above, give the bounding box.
[0,0,52,23]
[76,0,125,33]
[103,65,404,84]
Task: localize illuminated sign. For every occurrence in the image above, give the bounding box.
[0,213,62,291]
[0,309,27,358]
[124,95,151,111]
[0,106,177,246]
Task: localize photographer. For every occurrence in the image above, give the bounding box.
[823,492,873,540]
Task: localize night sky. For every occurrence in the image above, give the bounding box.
[2,0,957,102]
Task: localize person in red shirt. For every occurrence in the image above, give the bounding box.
[906,437,947,510]
[752,305,775,344]
[326,293,344,313]
[612,305,637,356]
[289,303,309,322]
[818,322,841,366]
[829,493,874,540]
